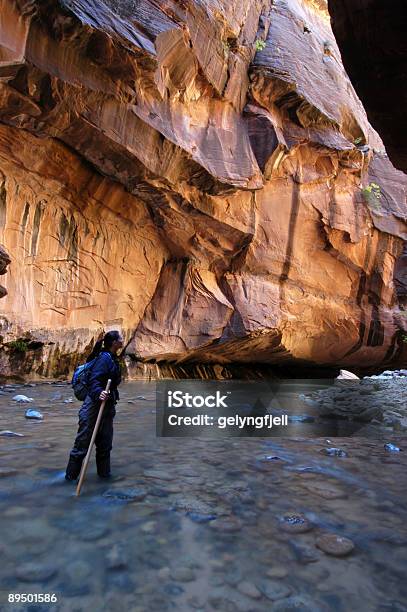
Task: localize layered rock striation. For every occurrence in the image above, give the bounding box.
[0,0,406,378]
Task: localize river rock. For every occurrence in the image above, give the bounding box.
[256,579,292,601]
[0,430,24,437]
[0,467,18,477]
[106,544,128,570]
[320,447,348,457]
[25,409,43,420]
[103,488,147,501]
[210,517,243,533]
[279,513,313,534]
[170,567,196,582]
[13,395,33,403]
[237,580,262,599]
[16,562,57,582]
[315,533,355,556]
[384,443,402,452]
[271,595,325,611]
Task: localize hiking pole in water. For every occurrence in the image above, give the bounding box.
[76,379,112,497]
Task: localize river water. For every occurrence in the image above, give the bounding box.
[0,380,406,612]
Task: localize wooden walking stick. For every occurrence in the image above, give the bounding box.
[76,379,112,497]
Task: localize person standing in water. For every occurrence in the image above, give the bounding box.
[65,330,123,481]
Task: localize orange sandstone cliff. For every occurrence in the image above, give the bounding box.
[0,0,406,377]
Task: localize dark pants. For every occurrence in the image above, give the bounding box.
[66,395,116,479]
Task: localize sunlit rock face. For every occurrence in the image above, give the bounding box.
[0,0,406,378]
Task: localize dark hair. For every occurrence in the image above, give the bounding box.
[86,331,121,362]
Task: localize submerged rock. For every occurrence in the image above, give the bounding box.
[315,533,355,557]
[16,562,57,582]
[103,488,147,501]
[25,409,43,420]
[320,447,348,457]
[279,513,313,534]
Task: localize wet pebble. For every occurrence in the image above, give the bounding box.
[186,511,217,523]
[163,583,184,596]
[210,517,243,533]
[384,443,402,453]
[16,562,58,582]
[25,409,43,420]
[0,430,24,437]
[12,394,33,403]
[256,579,292,601]
[80,525,110,541]
[103,488,147,501]
[106,544,128,570]
[143,469,174,481]
[320,448,348,457]
[170,567,196,582]
[315,533,355,557]
[237,580,262,599]
[271,595,324,611]
[266,567,289,579]
[0,467,18,477]
[279,513,313,534]
[289,540,320,564]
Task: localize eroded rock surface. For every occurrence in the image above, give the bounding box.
[0,0,406,377]
[0,244,10,298]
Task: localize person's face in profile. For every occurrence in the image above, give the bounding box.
[111,334,124,353]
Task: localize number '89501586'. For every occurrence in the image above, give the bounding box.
[8,593,58,603]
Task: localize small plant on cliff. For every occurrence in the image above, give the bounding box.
[222,41,230,55]
[255,38,266,51]
[8,339,29,353]
[362,182,382,211]
[401,333,407,344]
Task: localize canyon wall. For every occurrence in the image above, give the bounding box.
[0,0,406,378]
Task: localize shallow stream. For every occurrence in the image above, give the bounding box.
[0,381,406,612]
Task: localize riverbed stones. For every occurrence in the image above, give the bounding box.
[279,513,313,534]
[315,533,355,556]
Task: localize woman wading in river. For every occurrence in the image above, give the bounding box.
[65,331,123,481]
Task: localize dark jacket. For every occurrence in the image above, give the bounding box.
[87,351,121,405]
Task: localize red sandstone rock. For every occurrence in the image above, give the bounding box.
[0,0,405,377]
